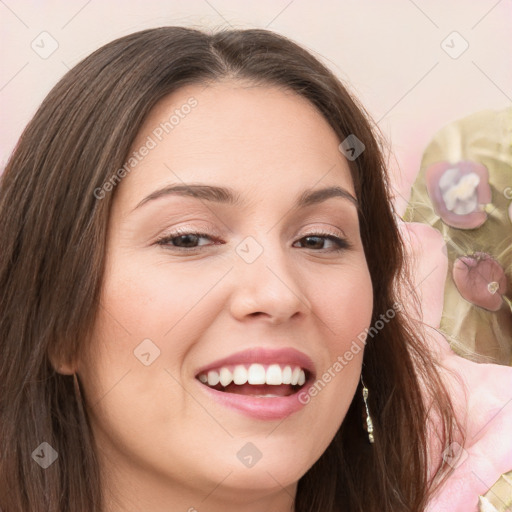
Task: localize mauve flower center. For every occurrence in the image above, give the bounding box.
[439,169,480,214]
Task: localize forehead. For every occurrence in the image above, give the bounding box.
[117,81,355,209]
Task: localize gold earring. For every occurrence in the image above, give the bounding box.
[361,375,375,444]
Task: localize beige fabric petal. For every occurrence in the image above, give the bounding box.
[404,108,512,365]
[478,470,512,512]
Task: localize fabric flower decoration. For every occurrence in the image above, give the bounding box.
[425,161,492,229]
[453,252,509,311]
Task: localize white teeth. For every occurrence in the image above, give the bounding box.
[207,370,220,386]
[282,366,292,384]
[219,367,233,387]
[199,363,308,388]
[247,363,266,384]
[266,364,283,385]
[233,365,248,385]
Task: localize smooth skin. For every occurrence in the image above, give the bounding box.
[61,81,374,512]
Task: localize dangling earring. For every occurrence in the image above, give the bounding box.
[361,375,375,444]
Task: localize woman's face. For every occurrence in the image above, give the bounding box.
[77,81,373,510]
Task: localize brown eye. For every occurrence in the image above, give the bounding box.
[294,233,350,252]
[156,230,219,250]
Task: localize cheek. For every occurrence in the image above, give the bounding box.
[285,261,372,463]
[79,254,235,410]
[312,261,374,347]
[77,259,207,459]
[99,255,226,344]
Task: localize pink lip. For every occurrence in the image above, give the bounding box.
[193,347,317,420]
[194,347,316,377]
[195,373,315,420]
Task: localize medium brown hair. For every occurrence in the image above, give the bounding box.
[0,26,460,511]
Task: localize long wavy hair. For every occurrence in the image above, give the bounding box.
[0,26,460,511]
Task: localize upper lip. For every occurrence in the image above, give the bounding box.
[194,347,316,379]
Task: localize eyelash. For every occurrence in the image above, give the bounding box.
[155,227,351,253]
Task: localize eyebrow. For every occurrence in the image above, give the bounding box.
[132,183,359,212]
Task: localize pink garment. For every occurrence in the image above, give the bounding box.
[401,222,512,511]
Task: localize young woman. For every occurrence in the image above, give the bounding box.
[0,26,460,511]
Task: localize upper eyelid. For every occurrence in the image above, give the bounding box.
[156,228,350,248]
[140,201,359,247]
[157,224,348,239]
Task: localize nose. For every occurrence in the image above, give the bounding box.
[228,237,312,325]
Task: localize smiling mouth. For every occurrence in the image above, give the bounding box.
[196,363,312,398]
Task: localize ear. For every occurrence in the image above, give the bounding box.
[48,346,78,375]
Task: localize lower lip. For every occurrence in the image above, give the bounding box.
[196,378,314,420]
